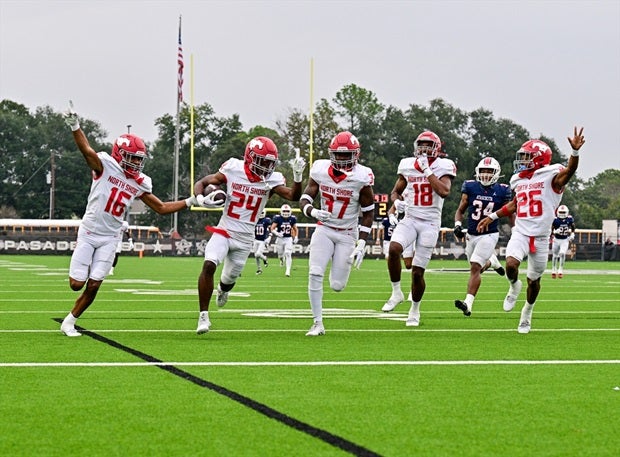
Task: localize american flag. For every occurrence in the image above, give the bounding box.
[177,17,184,103]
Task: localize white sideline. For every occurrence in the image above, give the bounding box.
[2,360,619,368]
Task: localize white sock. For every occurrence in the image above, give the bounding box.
[391,281,401,295]
[522,302,535,318]
[465,294,475,307]
[309,274,323,322]
[411,301,421,313]
[199,311,209,320]
[63,312,77,326]
[489,254,501,270]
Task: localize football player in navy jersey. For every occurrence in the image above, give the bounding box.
[252,210,272,275]
[550,205,575,278]
[453,157,512,316]
[270,204,299,277]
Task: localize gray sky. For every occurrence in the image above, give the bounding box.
[1,0,619,180]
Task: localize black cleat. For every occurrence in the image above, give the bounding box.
[264,259,268,267]
[495,266,506,276]
[454,300,471,317]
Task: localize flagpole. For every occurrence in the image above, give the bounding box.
[172,15,183,235]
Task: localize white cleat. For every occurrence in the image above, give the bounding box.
[406,312,420,327]
[305,322,325,336]
[216,287,229,308]
[518,319,531,334]
[503,280,522,312]
[196,314,211,334]
[61,325,82,337]
[382,290,405,312]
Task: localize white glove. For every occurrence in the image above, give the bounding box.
[394,199,407,214]
[569,233,575,242]
[63,100,80,131]
[416,155,430,172]
[388,213,399,226]
[185,195,199,207]
[265,235,272,246]
[291,156,307,183]
[310,208,331,222]
[273,230,284,238]
[293,236,298,244]
[349,239,366,269]
[121,221,129,232]
[127,238,134,250]
[198,191,226,208]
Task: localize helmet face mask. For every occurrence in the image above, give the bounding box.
[112,134,148,179]
[244,137,279,179]
[260,210,267,219]
[280,204,291,217]
[514,140,552,173]
[328,131,360,171]
[557,205,569,218]
[475,157,501,186]
[414,131,442,158]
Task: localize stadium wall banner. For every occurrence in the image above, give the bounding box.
[0,234,611,261]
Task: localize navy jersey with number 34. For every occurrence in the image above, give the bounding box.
[462,180,512,235]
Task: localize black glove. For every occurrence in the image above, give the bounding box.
[453,224,465,240]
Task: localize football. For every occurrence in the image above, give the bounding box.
[202,185,227,204]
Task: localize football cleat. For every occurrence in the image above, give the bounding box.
[256,269,262,275]
[558,273,563,279]
[61,325,82,337]
[382,290,405,312]
[305,322,325,336]
[495,266,506,276]
[263,259,268,267]
[503,280,522,312]
[405,310,420,327]
[216,287,229,308]
[196,313,211,334]
[518,319,531,334]
[454,300,472,317]
[551,272,557,279]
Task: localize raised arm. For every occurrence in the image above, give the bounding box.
[552,127,585,192]
[63,101,103,174]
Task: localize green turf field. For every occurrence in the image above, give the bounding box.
[1,255,619,456]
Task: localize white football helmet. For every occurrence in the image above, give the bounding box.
[557,205,569,218]
[280,204,291,217]
[260,210,267,219]
[475,157,502,186]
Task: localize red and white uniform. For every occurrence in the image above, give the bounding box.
[391,156,456,269]
[308,159,374,290]
[506,164,565,279]
[70,152,152,281]
[204,158,286,283]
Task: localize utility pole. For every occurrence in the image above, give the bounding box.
[127,124,132,134]
[48,150,55,219]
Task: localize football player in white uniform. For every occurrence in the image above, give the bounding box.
[550,204,576,278]
[382,131,457,327]
[299,131,375,336]
[60,102,198,337]
[478,127,585,333]
[193,136,306,334]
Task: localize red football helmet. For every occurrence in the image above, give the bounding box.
[414,131,442,158]
[514,139,552,173]
[111,134,148,179]
[244,136,279,179]
[328,131,360,171]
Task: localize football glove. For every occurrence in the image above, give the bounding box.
[291,156,307,183]
[569,233,575,242]
[185,195,200,207]
[265,235,272,246]
[453,222,465,240]
[416,155,429,172]
[310,208,331,222]
[272,230,284,238]
[63,100,80,131]
[388,213,399,226]
[121,221,130,232]
[293,236,298,244]
[197,191,226,208]
[349,239,366,270]
[394,199,407,214]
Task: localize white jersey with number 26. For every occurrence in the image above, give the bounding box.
[510,164,564,238]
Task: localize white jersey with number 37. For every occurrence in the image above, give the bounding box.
[510,164,564,238]
[310,159,374,230]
